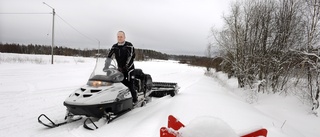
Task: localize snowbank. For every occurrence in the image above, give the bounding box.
[179,116,238,137]
[0,53,320,137]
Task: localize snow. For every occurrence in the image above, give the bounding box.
[1,53,320,137]
[178,116,238,137]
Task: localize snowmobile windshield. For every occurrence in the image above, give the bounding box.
[89,57,117,78]
[103,57,112,69]
[87,57,124,85]
[87,69,124,87]
[92,68,124,81]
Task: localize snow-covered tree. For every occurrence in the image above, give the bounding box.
[301,0,320,115]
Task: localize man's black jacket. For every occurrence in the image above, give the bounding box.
[107,41,135,70]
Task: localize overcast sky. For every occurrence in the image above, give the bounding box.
[0,0,231,56]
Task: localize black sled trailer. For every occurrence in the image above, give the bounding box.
[150,82,179,97]
[132,66,179,98]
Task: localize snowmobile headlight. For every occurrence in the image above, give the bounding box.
[88,80,112,87]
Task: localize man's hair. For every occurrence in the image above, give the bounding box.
[118,31,126,36]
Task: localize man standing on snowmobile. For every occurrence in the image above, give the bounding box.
[105,31,138,103]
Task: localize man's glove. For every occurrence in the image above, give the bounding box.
[118,67,123,72]
[103,58,111,72]
[118,65,128,73]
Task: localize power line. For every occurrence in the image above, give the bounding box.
[1,11,100,50]
[0,12,51,14]
[55,14,96,43]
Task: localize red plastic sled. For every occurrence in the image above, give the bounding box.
[160,115,268,137]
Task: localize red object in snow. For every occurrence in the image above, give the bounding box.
[160,115,268,137]
[240,128,268,137]
[168,115,185,130]
[160,115,184,137]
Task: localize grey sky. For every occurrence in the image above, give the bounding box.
[0,0,231,56]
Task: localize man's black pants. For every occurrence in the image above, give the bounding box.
[122,69,137,102]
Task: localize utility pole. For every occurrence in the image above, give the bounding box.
[43,2,55,64]
[96,39,100,55]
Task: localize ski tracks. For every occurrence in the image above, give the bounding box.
[89,96,175,137]
[0,63,93,137]
[94,65,207,137]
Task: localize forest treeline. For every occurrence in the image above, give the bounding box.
[0,43,214,68]
[0,43,169,61]
[209,0,320,113]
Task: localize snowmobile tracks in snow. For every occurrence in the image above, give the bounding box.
[38,111,129,130]
[38,96,150,130]
[83,109,131,130]
[83,98,147,130]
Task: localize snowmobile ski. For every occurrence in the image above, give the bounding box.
[83,98,147,130]
[83,109,131,130]
[38,114,82,128]
[83,117,101,130]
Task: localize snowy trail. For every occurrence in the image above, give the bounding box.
[1,54,320,137]
[0,61,95,137]
[44,61,206,137]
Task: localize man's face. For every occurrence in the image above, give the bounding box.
[117,32,125,44]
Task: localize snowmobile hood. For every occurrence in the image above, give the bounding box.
[64,83,131,105]
[64,57,131,106]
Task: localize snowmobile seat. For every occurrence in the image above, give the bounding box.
[133,69,145,93]
[133,69,144,79]
[133,69,152,93]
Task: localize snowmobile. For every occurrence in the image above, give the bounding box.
[38,57,179,130]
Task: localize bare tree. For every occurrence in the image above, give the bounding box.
[301,0,320,115]
[204,42,212,71]
[212,0,305,91]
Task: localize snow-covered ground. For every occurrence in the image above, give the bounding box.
[0,53,319,137]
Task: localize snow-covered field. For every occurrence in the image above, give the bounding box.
[0,53,319,137]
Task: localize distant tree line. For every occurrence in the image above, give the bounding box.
[209,0,320,113]
[0,43,219,66]
[0,43,170,60]
[135,48,169,60]
[170,55,223,71]
[0,43,102,57]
